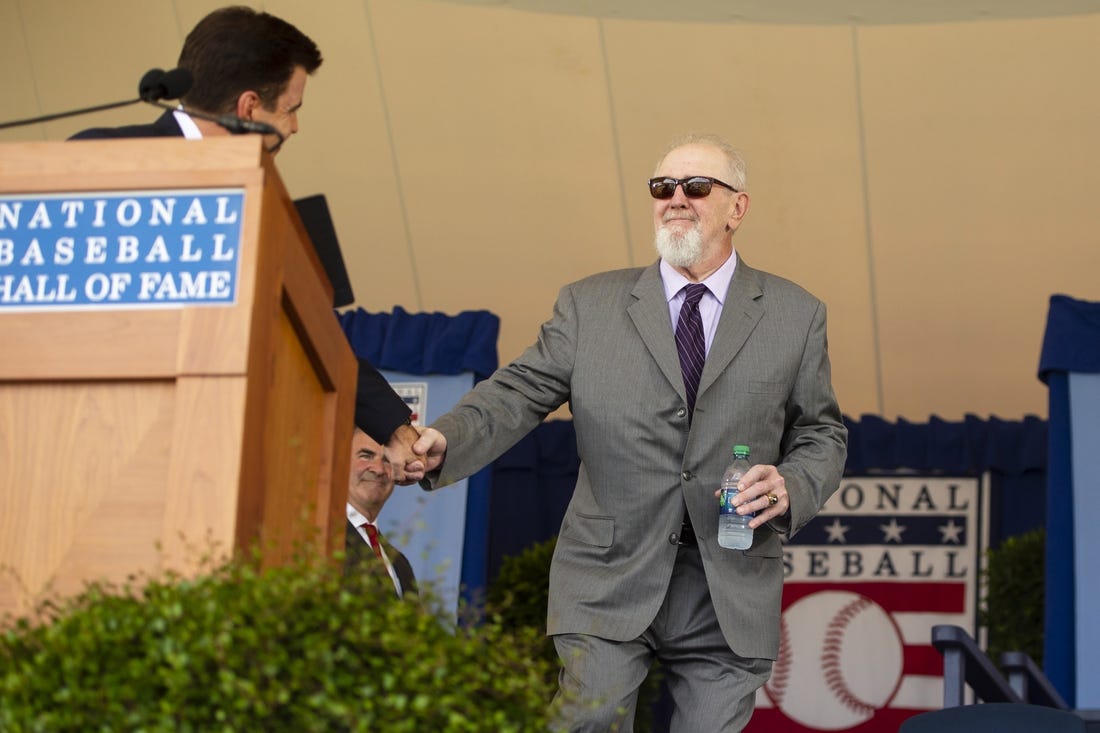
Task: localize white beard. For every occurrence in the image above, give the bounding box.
[655,223,704,268]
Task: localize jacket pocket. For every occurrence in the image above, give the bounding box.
[560,512,614,548]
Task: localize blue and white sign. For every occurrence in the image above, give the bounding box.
[0,189,245,310]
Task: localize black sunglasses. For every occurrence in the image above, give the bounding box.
[648,176,740,199]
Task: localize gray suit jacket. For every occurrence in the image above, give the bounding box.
[430,258,847,659]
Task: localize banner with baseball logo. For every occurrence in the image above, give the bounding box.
[746,475,989,732]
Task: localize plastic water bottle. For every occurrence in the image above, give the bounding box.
[718,444,753,550]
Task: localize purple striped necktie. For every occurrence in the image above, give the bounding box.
[675,283,708,417]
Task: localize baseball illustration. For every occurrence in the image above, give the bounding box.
[764,590,904,729]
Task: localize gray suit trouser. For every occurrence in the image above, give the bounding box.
[551,544,772,732]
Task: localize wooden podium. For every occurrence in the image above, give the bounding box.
[0,137,356,618]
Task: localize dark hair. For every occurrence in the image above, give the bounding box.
[177,6,322,114]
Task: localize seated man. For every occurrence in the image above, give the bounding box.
[344,427,417,599]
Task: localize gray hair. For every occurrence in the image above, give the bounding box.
[655,133,747,191]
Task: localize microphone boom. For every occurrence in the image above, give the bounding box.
[0,67,193,131]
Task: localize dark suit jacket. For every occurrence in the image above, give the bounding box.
[68,112,412,444]
[69,110,185,139]
[353,358,412,446]
[344,520,418,598]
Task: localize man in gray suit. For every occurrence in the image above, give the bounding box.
[414,133,847,731]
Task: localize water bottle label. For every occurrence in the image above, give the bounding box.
[719,488,738,515]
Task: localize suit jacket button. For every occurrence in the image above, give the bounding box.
[681,470,694,481]
[676,407,687,418]
[668,532,679,545]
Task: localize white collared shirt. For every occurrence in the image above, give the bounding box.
[660,250,738,356]
[172,109,203,140]
[346,503,403,597]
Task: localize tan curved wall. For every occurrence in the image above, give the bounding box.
[4,0,1098,421]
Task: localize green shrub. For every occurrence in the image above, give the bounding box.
[487,537,561,678]
[980,527,1045,666]
[0,552,556,732]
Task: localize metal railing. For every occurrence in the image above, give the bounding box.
[1002,650,1070,709]
[931,624,1068,709]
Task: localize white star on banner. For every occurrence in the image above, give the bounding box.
[880,517,906,543]
[824,517,849,543]
[939,519,964,544]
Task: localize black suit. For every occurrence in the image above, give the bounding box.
[68,113,412,444]
[69,110,184,140]
[344,520,417,598]
[351,358,412,446]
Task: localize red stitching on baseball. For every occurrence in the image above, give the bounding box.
[766,613,792,704]
[821,596,876,718]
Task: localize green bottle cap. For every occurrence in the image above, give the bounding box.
[733,444,750,456]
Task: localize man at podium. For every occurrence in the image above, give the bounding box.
[70,6,321,156]
[68,5,427,481]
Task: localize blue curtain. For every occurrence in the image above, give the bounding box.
[338,305,499,379]
[1037,294,1100,706]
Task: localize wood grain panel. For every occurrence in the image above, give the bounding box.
[259,303,329,565]
[155,376,246,575]
[0,380,173,618]
[0,309,181,380]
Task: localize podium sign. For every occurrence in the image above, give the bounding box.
[0,138,356,619]
[0,189,244,308]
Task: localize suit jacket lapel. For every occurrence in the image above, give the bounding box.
[699,259,764,398]
[153,109,184,137]
[345,520,417,599]
[628,259,765,404]
[628,262,686,402]
[344,520,372,568]
[387,547,418,597]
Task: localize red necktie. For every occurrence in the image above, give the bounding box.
[363,524,384,561]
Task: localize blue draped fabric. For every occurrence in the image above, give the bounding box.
[486,420,580,581]
[1039,294,1100,383]
[1037,294,1100,707]
[844,413,1047,475]
[337,306,500,379]
[1043,372,1075,704]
